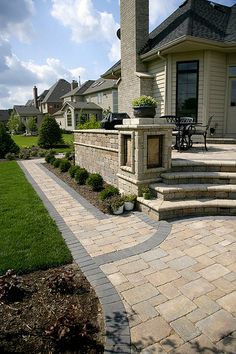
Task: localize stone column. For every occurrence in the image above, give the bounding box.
[116,118,172,195]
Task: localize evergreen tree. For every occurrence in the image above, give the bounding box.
[38,114,62,148]
[0,123,20,158]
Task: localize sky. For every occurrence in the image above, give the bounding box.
[0,0,235,109]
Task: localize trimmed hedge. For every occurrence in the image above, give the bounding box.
[75,168,89,185]
[86,173,103,191]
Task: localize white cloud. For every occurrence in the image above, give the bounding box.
[51,0,120,62]
[149,0,181,27]
[0,0,35,42]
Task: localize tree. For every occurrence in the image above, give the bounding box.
[25,117,37,135]
[0,123,20,158]
[38,114,63,148]
[7,112,20,134]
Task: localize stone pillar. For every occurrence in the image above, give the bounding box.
[116,118,172,195]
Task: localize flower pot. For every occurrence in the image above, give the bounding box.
[112,205,124,215]
[124,201,134,211]
[133,106,156,118]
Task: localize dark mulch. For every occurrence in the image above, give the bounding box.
[45,163,111,214]
[0,264,104,353]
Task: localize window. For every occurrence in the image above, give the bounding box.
[230,80,236,107]
[112,90,118,112]
[176,61,199,121]
[67,109,72,126]
[97,92,103,104]
[229,66,236,76]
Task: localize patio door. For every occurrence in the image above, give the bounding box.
[226,77,236,136]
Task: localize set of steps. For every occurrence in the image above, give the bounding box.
[137,159,236,220]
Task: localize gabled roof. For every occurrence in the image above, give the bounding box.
[0,110,9,122]
[25,99,34,106]
[82,78,117,94]
[61,80,95,98]
[61,101,103,111]
[38,89,49,102]
[42,79,70,103]
[102,0,236,78]
[14,105,42,116]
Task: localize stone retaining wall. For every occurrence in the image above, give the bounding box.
[74,129,119,186]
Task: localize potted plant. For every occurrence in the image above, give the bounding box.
[123,194,136,211]
[141,187,151,200]
[131,95,157,118]
[110,195,124,215]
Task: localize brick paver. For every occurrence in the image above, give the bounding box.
[20,160,236,353]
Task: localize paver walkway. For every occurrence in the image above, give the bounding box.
[20,159,236,354]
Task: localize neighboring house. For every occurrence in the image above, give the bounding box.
[39,79,71,115]
[54,78,117,130]
[102,0,236,138]
[13,105,43,131]
[0,110,9,126]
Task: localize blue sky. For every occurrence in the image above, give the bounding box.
[0,0,235,109]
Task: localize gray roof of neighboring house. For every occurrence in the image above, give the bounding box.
[62,101,103,111]
[14,105,42,116]
[102,0,236,77]
[82,78,117,94]
[38,89,49,101]
[61,80,95,98]
[0,110,9,122]
[42,79,71,103]
[25,99,34,106]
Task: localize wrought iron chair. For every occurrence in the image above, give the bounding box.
[188,115,214,151]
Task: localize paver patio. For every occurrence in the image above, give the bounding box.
[19,158,236,353]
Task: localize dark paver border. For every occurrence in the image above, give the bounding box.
[18,161,131,353]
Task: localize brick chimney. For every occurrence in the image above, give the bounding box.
[71,80,78,90]
[119,0,153,116]
[33,86,38,108]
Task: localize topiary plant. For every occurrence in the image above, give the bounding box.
[53,158,61,168]
[0,123,20,158]
[99,185,119,201]
[38,114,63,148]
[86,173,104,191]
[68,165,80,178]
[75,168,89,185]
[131,95,157,107]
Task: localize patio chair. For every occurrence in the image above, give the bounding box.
[188,115,214,151]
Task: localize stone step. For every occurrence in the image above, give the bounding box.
[161,171,236,185]
[149,183,236,201]
[171,159,236,173]
[137,197,236,221]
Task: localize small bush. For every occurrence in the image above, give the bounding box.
[45,154,55,163]
[53,158,61,168]
[65,150,74,161]
[39,150,46,157]
[47,269,77,295]
[19,148,30,160]
[50,157,56,165]
[0,123,20,158]
[69,165,80,178]
[75,168,89,185]
[0,270,27,303]
[59,159,71,172]
[86,173,103,191]
[77,115,101,130]
[5,152,16,160]
[99,185,119,201]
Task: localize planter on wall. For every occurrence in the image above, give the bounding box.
[133,106,156,118]
[124,201,134,211]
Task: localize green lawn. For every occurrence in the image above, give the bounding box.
[0,161,72,275]
[12,133,74,153]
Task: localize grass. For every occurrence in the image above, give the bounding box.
[0,161,72,275]
[12,133,74,153]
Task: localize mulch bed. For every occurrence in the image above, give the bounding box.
[0,264,104,353]
[44,163,111,214]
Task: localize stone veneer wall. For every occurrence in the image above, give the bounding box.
[74,130,119,186]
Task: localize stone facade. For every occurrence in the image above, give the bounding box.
[74,130,119,186]
[119,0,153,117]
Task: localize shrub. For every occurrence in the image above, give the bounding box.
[45,153,55,163]
[0,270,27,303]
[50,157,56,165]
[131,95,157,108]
[19,148,30,160]
[53,158,61,168]
[99,185,119,201]
[59,159,71,172]
[69,165,80,178]
[0,123,20,158]
[86,173,103,191]
[18,121,26,134]
[38,114,63,148]
[5,152,16,160]
[47,269,77,295]
[77,115,101,130]
[109,195,124,213]
[123,194,136,202]
[75,168,89,185]
[65,150,74,161]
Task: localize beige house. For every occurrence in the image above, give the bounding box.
[103,0,236,138]
[54,78,118,130]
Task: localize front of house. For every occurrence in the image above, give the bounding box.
[103,0,236,138]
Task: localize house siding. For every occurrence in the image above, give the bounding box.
[85,90,113,112]
[208,52,227,136]
[147,59,166,117]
